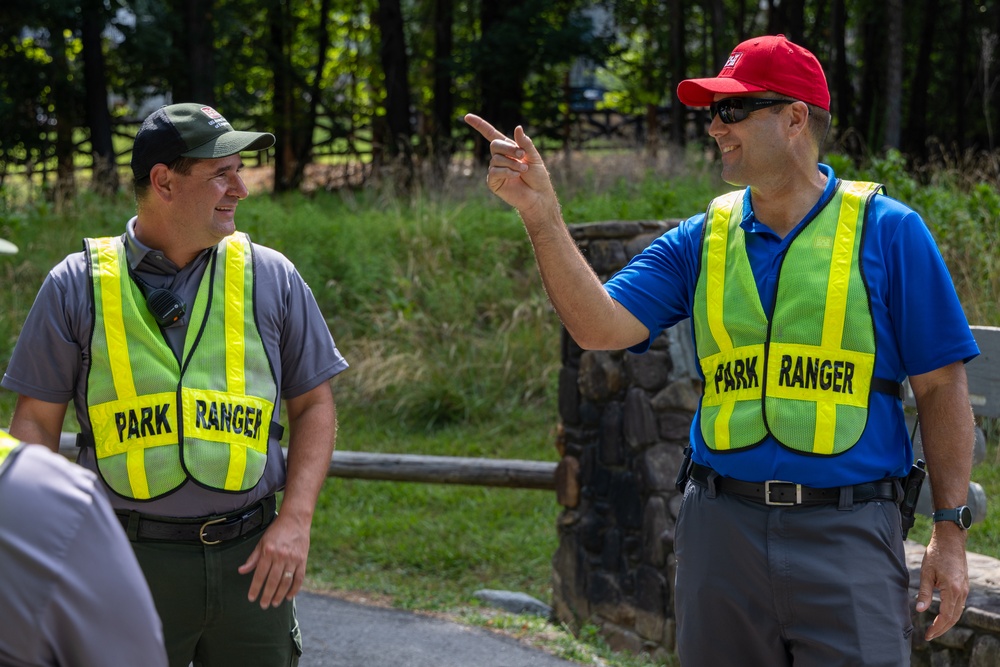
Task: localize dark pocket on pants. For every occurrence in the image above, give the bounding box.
[288,598,303,665]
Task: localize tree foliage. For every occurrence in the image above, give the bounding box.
[2,0,1000,196]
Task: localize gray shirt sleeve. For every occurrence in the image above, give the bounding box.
[252,243,349,399]
[0,444,168,667]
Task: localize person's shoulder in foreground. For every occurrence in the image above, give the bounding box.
[0,433,168,667]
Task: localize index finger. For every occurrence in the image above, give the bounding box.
[464,113,508,142]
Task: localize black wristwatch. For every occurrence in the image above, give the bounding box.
[932,506,973,530]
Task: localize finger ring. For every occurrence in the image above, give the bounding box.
[283,571,294,578]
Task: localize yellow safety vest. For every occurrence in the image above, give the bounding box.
[85,233,278,500]
[693,180,895,455]
[0,431,21,480]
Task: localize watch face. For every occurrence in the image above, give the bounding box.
[959,505,973,529]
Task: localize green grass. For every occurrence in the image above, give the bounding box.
[1,147,998,666]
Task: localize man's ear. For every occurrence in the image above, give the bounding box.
[787,101,811,139]
[148,164,174,202]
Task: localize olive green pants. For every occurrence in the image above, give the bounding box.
[132,528,302,667]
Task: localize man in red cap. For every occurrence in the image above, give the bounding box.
[466,34,976,666]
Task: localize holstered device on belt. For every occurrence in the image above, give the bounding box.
[675,446,693,493]
[899,459,927,539]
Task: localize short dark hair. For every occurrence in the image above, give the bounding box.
[763,94,831,151]
[133,156,202,204]
[808,105,832,150]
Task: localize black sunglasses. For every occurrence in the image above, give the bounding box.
[710,97,794,124]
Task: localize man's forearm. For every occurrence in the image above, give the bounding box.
[281,383,337,527]
[911,362,975,511]
[519,202,648,351]
[9,395,69,453]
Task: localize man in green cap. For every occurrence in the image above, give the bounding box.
[3,104,349,666]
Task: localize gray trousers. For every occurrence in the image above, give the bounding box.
[674,480,912,667]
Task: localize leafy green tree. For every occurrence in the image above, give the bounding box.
[0,1,83,205]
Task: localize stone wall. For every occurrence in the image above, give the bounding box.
[550,220,1000,666]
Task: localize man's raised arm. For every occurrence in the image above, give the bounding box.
[464,114,647,351]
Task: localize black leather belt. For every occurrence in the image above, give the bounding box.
[689,463,898,507]
[116,495,277,545]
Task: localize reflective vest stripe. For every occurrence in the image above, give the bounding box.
[823,181,867,349]
[225,240,246,395]
[0,431,17,467]
[705,191,742,450]
[96,240,137,400]
[705,191,739,353]
[813,181,870,453]
[92,238,152,499]
[224,240,248,489]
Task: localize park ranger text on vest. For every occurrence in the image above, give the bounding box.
[3,104,348,667]
[466,34,978,667]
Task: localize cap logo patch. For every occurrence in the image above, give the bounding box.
[723,52,743,69]
[199,106,231,130]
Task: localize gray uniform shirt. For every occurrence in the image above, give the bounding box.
[2,218,348,516]
[0,442,168,666]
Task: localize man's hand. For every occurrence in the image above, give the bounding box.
[916,524,969,640]
[463,114,558,222]
[238,512,310,609]
[909,361,974,640]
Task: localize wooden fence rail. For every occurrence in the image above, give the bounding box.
[56,434,557,491]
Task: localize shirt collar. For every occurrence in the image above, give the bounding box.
[124,217,153,271]
[739,163,838,235]
[124,217,212,274]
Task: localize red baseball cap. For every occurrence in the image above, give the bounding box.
[677,34,830,111]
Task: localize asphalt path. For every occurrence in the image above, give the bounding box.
[296,591,579,667]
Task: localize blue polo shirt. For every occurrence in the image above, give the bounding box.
[604,164,979,487]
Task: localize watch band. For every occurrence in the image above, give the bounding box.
[932,506,973,529]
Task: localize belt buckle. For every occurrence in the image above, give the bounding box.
[764,480,802,506]
[199,516,227,545]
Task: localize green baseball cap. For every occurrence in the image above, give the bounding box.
[130,103,275,181]
[0,238,17,255]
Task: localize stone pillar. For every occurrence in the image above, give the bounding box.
[551,220,694,662]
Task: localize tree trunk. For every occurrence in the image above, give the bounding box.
[477,0,527,162]
[806,0,829,48]
[269,0,330,192]
[831,0,852,144]
[170,0,216,105]
[708,0,725,71]
[953,0,970,148]
[669,0,686,147]
[269,0,297,192]
[737,0,748,43]
[81,2,119,195]
[50,26,76,211]
[375,0,414,185]
[783,0,806,45]
[883,0,903,150]
[858,4,887,150]
[431,0,454,176]
[903,0,938,158]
